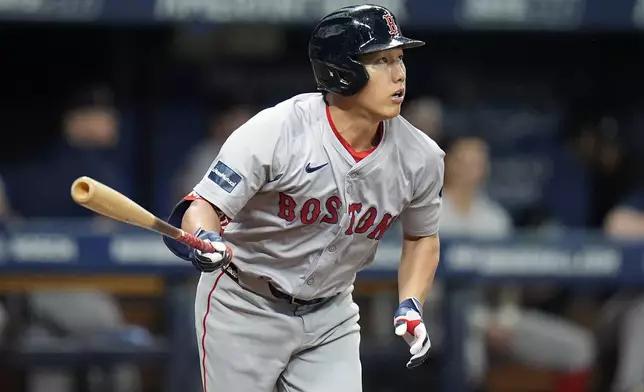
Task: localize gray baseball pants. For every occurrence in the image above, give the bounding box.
[194,267,362,392]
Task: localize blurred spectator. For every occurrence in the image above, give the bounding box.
[596,187,644,392]
[438,137,512,236]
[401,96,443,142]
[604,187,644,238]
[434,136,595,392]
[544,116,640,230]
[173,102,255,199]
[2,84,131,223]
[2,85,145,392]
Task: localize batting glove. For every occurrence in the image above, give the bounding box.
[188,228,232,273]
[394,297,432,369]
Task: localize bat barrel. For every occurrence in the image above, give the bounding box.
[71,176,95,204]
[70,175,216,254]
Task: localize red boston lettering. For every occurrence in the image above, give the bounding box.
[367,213,398,240]
[345,203,363,235]
[276,194,395,240]
[355,206,377,234]
[277,192,297,222]
[321,196,342,224]
[300,198,321,224]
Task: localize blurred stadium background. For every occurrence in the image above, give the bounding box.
[0,1,643,392]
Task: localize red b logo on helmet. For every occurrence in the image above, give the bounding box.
[382,12,398,36]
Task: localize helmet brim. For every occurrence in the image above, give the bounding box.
[359,36,425,55]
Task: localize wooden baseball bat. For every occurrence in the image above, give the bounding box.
[70,176,216,253]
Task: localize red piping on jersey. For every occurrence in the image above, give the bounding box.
[325,105,382,162]
[183,191,230,236]
[201,270,225,392]
[184,191,204,201]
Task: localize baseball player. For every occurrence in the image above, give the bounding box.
[163,5,445,392]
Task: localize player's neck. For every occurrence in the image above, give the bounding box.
[327,101,381,152]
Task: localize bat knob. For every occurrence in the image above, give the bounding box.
[71,176,95,204]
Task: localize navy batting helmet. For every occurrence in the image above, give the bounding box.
[308,4,425,97]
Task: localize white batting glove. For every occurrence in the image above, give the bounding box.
[393,297,432,369]
[189,229,232,273]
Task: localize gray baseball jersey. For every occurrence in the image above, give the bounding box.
[193,92,445,299]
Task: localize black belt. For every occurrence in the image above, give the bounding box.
[222,262,327,306]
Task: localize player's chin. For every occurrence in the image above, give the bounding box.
[380,101,403,119]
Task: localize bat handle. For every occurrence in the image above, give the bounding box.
[177,230,217,253]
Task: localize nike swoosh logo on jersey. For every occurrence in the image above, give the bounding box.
[305,163,328,173]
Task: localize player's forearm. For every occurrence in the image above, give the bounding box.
[181,199,223,235]
[397,234,440,305]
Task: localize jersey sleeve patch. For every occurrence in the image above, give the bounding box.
[208,161,242,193]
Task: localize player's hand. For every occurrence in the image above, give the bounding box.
[189,228,232,273]
[394,297,431,369]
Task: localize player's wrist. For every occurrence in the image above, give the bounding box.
[398,297,423,315]
[195,227,223,241]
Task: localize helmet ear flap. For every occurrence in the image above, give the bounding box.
[310,59,369,96]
